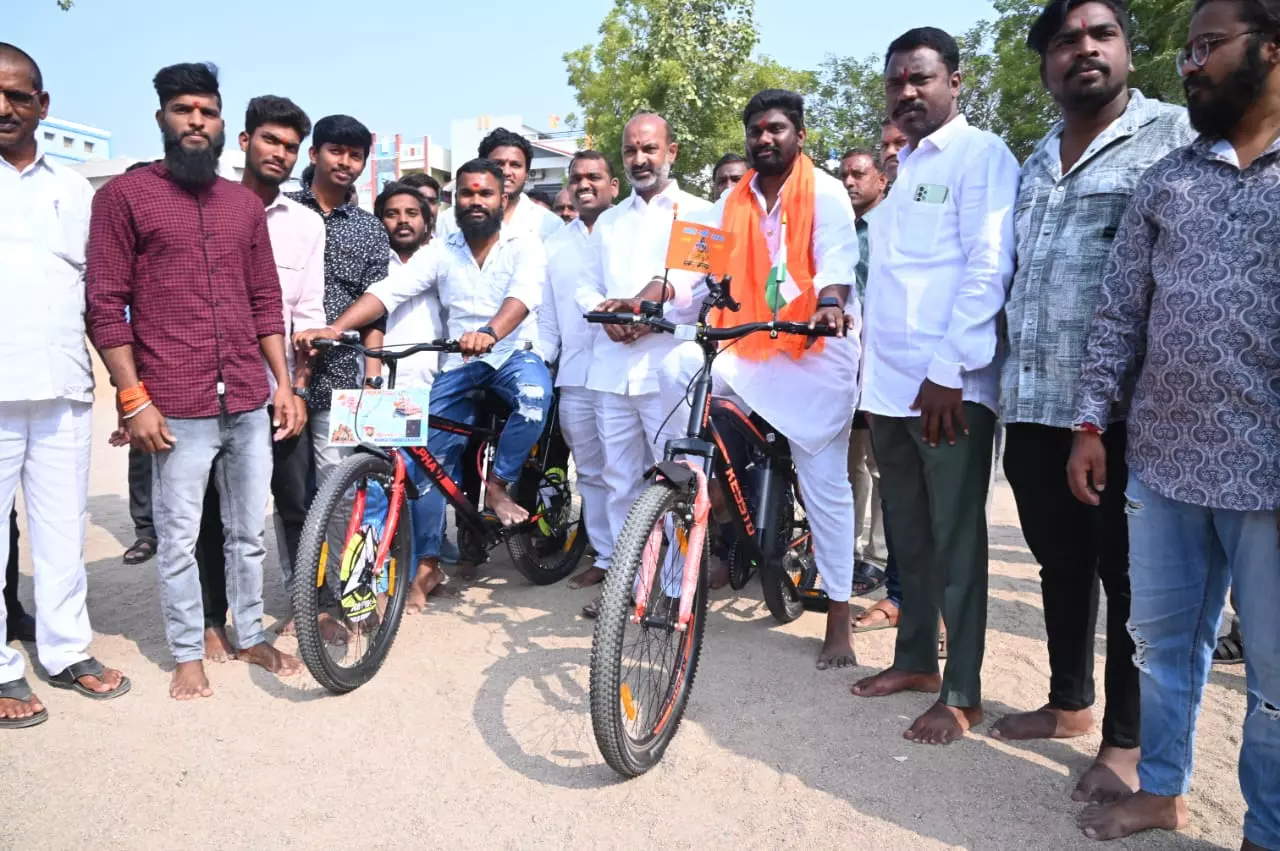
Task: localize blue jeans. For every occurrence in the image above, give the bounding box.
[408,351,552,560]
[152,409,271,663]
[1125,474,1280,849]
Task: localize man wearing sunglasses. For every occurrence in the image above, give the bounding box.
[1071,0,1280,846]
[0,43,132,728]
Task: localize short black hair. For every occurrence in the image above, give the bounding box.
[300,164,315,186]
[570,149,615,180]
[886,27,961,75]
[0,43,42,90]
[1193,0,1280,34]
[840,148,884,172]
[153,62,220,108]
[456,157,506,189]
[713,152,746,175]
[529,187,557,206]
[742,89,805,132]
[244,95,311,141]
[477,127,533,169]
[401,172,441,195]
[1027,0,1131,56]
[374,181,430,219]
[312,114,372,158]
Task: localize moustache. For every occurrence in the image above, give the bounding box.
[894,101,926,118]
[1067,58,1109,79]
[753,145,781,157]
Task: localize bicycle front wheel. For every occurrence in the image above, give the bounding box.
[292,451,413,694]
[589,480,708,777]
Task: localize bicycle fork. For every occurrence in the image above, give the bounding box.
[633,461,712,632]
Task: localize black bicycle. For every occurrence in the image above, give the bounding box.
[293,335,587,693]
[583,279,837,776]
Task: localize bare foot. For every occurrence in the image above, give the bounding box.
[854,599,900,632]
[485,478,529,526]
[237,641,301,678]
[457,561,478,581]
[851,667,942,698]
[1073,744,1140,804]
[991,704,1093,740]
[816,601,856,670]
[170,661,213,700]
[0,692,45,722]
[568,565,607,590]
[1078,791,1188,841]
[203,626,236,663]
[277,617,296,636]
[904,701,983,745]
[407,561,458,613]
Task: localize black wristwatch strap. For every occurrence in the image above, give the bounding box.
[818,295,843,309]
[477,325,498,339]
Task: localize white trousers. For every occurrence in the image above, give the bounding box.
[596,391,677,570]
[847,429,886,564]
[0,399,93,683]
[559,386,613,569]
[659,344,856,602]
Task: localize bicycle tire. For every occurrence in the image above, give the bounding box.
[758,477,805,624]
[589,480,709,777]
[292,451,412,694]
[507,467,588,585]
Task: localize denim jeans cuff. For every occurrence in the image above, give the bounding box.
[1137,766,1192,798]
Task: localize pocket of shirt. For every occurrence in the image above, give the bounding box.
[893,199,948,259]
[1076,169,1143,241]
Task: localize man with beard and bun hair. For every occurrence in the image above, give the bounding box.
[296,159,552,605]
[572,113,711,615]
[437,127,562,241]
[195,95,335,656]
[86,63,302,700]
[851,28,1019,745]
[539,151,619,593]
[1071,0,1280,845]
[993,0,1193,805]
[373,181,447,611]
[655,90,862,668]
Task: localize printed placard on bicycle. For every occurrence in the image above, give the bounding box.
[664,220,732,276]
[328,388,432,446]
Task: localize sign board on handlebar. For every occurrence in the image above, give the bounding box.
[665,221,732,277]
[328,388,432,447]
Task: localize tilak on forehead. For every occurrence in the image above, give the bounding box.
[900,67,911,82]
[756,118,770,131]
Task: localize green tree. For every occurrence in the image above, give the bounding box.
[564,0,815,196]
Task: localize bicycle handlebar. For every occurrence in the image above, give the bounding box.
[583,311,842,342]
[313,332,463,360]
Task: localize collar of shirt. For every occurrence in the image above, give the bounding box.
[899,114,970,165]
[1029,89,1170,180]
[0,148,56,177]
[1199,133,1280,169]
[622,179,686,215]
[290,183,357,217]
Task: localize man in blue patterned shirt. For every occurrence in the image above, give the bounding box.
[1071,0,1280,846]
[994,0,1193,805]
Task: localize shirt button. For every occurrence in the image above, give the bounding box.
[1023,365,1032,372]
[1055,185,1065,192]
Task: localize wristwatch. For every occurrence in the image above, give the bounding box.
[818,295,844,310]
[477,325,498,340]
[292,386,309,401]
[364,376,384,390]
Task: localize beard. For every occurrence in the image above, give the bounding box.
[456,204,502,240]
[162,125,224,188]
[750,145,796,177]
[1059,59,1126,112]
[1185,40,1270,138]
[626,159,671,191]
[389,227,428,254]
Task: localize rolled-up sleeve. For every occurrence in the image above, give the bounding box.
[248,209,285,339]
[926,139,1018,389]
[85,183,137,351]
[368,243,439,316]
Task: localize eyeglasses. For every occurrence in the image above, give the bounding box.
[1176,30,1262,76]
[0,89,42,109]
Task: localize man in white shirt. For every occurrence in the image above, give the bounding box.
[436,128,563,242]
[573,113,712,616]
[537,151,618,590]
[298,159,552,607]
[0,43,131,727]
[851,28,1018,747]
[656,90,863,668]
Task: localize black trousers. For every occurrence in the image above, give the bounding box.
[198,417,313,628]
[5,507,27,621]
[128,446,156,540]
[1003,422,1138,749]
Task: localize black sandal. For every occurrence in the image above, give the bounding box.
[48,658,131,700]
[1213,634,1244,665]
[0,677,48,728]
[852,561,887,595]
[123,537,157,565]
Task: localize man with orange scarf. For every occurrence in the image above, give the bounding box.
[659,89,863,669]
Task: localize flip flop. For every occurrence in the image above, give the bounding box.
[852,561,887,595]
[47,658,131,701]
[123,537,157,565]
[854,599,900,632]
[0,677,48,728]
[1213,634,1244,665]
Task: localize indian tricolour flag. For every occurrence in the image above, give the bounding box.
[764,212,802,314]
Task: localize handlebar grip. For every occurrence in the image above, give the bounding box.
[774,321,842,337]
[312,338,337,349]
[584,312,636,325]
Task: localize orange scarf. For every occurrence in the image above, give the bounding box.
[712,153,821,361]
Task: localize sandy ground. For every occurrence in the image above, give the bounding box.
[0,364,1251,850]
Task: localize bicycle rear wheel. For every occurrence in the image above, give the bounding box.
[508,464,588,585]
[292,451,412,694]
[589,480,708,777]
[758,479,807,624]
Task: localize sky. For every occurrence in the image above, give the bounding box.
[9,0,996,161]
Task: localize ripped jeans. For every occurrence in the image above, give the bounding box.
[409,350,552,560]
[1125,474,1280,850]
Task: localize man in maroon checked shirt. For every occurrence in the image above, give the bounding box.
[86,62,302,700]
